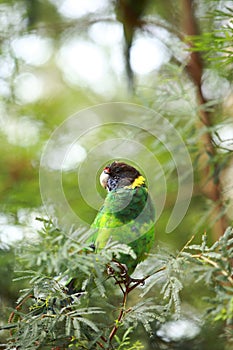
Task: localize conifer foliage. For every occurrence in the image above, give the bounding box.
[3,221,233,349]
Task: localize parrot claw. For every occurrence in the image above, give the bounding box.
[107,260,147,291]
[125,275,147,290]
[128,277,145,286]
[107,261,128,277]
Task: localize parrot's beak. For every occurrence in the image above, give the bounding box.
[100,170,109,189]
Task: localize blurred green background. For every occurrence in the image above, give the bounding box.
[0,0,233,348]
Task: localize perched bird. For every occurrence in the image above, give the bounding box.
[66,161,155,295]
[89,161,155,274]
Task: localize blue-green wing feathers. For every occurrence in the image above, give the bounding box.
[89,186,155,273]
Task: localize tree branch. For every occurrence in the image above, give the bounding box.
[181,0,228,238]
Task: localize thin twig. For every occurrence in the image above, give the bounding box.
[109,289,128,342]
[107,265,167,344]
[96,341,105,349]
[177,235,195,258]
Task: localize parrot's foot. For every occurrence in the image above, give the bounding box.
[127,276,145,286]
[107,261,128,278]
[107,260,146,291]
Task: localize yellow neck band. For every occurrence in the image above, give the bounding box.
[130,175,145,189]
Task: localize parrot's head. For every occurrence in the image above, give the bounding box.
[100,161,145,191]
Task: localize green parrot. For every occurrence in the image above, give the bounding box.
[89,161,155,274]
[66,161,155,294]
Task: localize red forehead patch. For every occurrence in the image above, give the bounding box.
[104,166,111,174]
